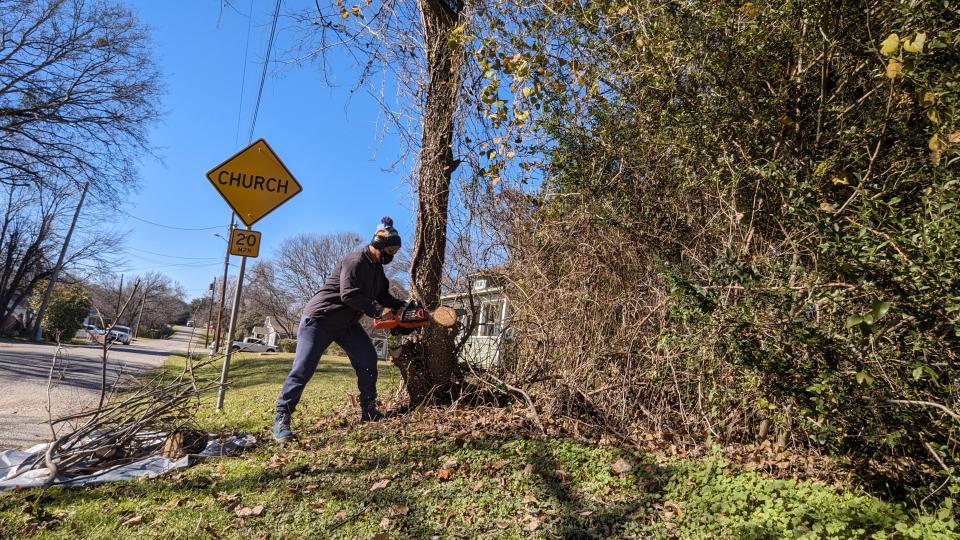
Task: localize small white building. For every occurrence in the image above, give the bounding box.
[440,272,510,367]
[250,316,294,347]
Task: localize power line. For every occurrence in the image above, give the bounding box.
[234,0,256,149]
[248,0,282,142]
[120,262,238,273]
[124,255,228,268]
[126,247,222,260]
[121,210,227,231]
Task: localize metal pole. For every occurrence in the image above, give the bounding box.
[204,279,216,349]
[32,181,89,341]
[216,230,248,410]
[212,215,235,354]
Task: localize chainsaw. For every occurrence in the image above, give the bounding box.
[373,300,432,333]
[373,300,456,335]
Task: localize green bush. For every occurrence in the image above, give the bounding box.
[482,0,960,503]
[280,338,297,353]
[35,284,91,342]
[141,325,173,339]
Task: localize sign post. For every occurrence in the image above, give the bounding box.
[206,138,301,410]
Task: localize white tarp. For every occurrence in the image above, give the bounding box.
[0,433,255,490]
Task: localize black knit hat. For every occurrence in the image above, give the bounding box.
[370,216,401,248]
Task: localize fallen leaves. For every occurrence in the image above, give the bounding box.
[902,32,926,53]
[216,492,241,512]
[370,478,391,491]
[388,505,410,517]
[235,504,264,518]
[120,514,143,527]
[885,59,902,80]
[611,458,633,475]
[488,459,509,471]
[880,33,900,57]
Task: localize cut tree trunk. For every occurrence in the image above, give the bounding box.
[397,0,465,407]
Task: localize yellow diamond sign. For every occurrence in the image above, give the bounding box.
[206,139,302,227]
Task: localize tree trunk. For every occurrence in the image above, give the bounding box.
[396,0,465,406]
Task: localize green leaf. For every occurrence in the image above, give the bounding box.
[871,301,891,322]
[913,366,923,380]
[845,315,863,328]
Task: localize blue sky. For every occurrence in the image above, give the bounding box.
[118,1,413,300]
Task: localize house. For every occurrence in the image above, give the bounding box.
[250,316,294,347]
[81,307,103,328]
[440,271,510,367]
[1,300,32,335]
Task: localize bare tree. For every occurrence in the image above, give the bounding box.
[0,181,116,333]
[273,231,363,302]
[246,259,296,336]
[85,272,186,331]
[0,0,162,198]
[132,272,188,332]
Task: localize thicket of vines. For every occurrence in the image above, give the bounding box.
[464,0,960,505]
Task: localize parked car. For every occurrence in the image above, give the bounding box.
[75,324,105,340]
[107,325,132,345]
[230,337,276,353]
[186,320,194,327]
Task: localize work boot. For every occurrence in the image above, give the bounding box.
[360,401,385,422]
[272,412,293,442]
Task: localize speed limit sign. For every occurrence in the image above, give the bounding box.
[229,228,261,258]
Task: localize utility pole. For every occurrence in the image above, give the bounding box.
[216,232,248,410]
[204,278,216,348]
[212,215,235,354]
[133,291,148,340]
[216,0,282,410]
[115,274,124,326]
[32,181,89,341]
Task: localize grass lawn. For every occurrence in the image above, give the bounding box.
[1,353,956,539]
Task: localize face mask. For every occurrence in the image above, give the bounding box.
[379,251,394,264]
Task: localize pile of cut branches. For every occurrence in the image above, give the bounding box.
[24,356,219,484]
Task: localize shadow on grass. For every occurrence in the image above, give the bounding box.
[163,355,366,394]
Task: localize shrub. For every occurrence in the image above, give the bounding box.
[482,0,960,503]
[280,338,297,353]
[36,284,91,342]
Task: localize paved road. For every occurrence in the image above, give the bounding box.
[0,325,207,449]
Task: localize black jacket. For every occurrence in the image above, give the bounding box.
[301,249,404,326]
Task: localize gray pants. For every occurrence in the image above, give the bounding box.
[275,316,378,415]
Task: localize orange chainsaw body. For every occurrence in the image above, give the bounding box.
[372,301,431,331]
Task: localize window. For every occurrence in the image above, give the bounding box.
[479,301,502,337]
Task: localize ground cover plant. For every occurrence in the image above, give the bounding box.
[0,353,955,539]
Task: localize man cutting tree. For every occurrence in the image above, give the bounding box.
[273,217,405,441]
